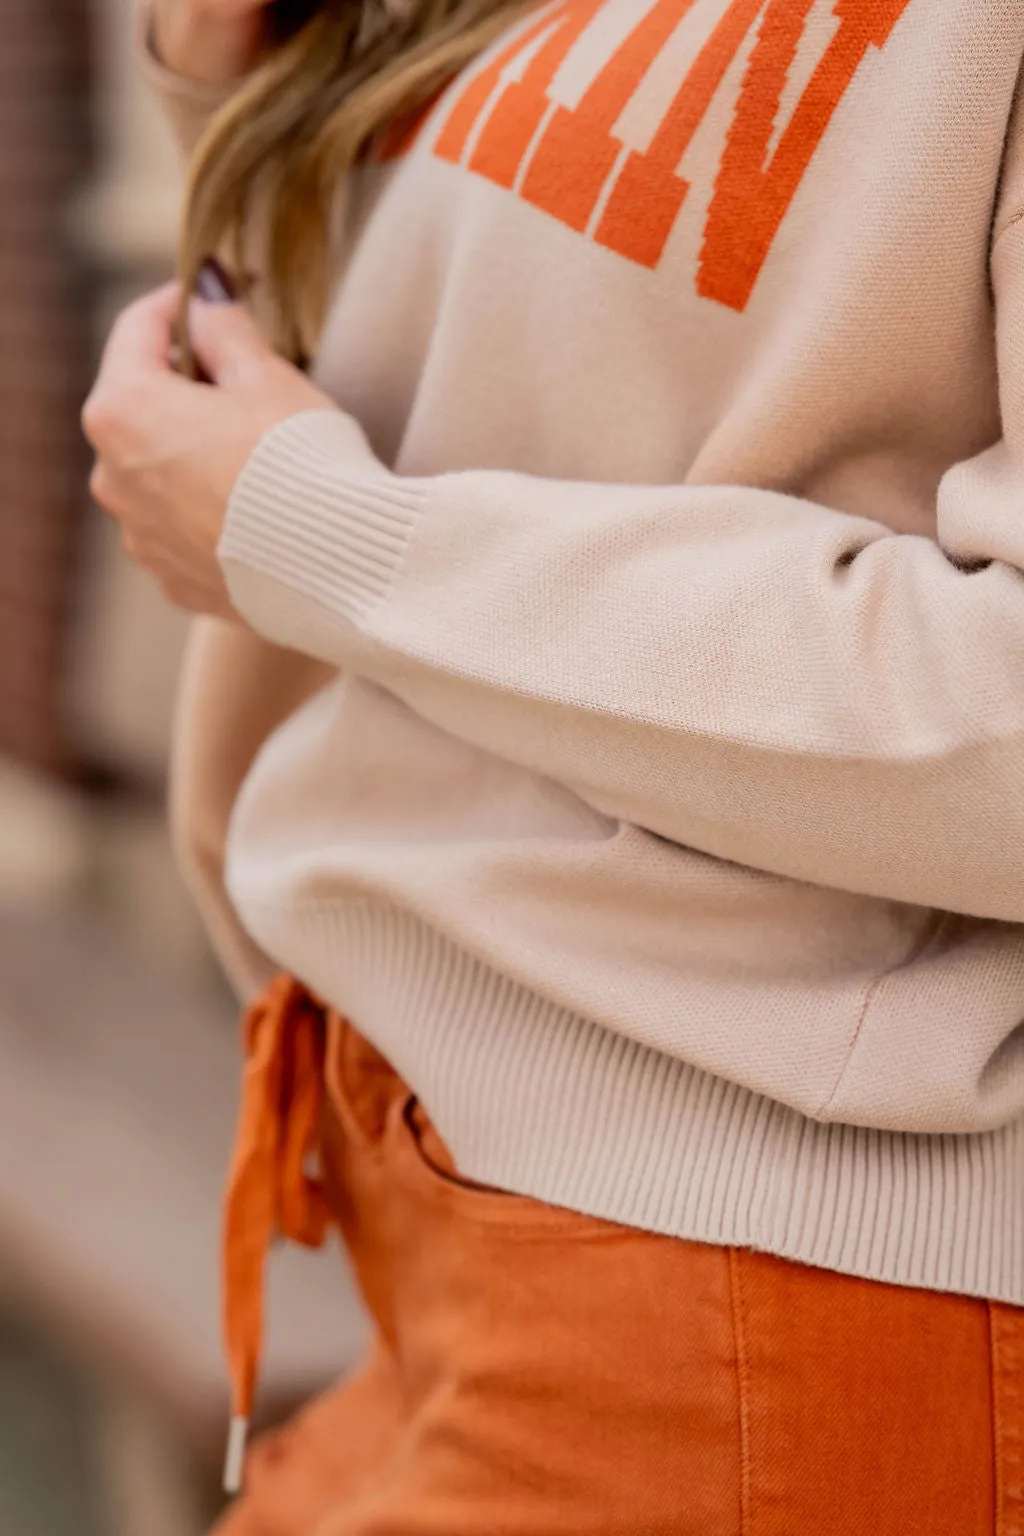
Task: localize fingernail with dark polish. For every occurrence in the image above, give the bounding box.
[195,256,238,304]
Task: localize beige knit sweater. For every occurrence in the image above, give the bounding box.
[148,0,1024,1301]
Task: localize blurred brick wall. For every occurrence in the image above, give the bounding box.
[0,0,94,778]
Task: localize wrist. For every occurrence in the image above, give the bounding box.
[148,1,262,87]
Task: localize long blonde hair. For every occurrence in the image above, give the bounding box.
[179,0,534,366]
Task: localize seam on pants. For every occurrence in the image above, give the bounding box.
[991,1303,1024,1536]
[728,1248,752,1536]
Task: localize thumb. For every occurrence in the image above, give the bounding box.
[189,296,274,387]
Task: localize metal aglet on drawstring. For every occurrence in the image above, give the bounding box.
[223,1414,249,1495]
[219,975,333,1498]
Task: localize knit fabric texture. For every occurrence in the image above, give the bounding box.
[148,0,1024,1301]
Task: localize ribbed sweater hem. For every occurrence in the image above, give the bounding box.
[244,896,1024,1305]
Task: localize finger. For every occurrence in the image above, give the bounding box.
[89,460,121,516]
[188,297,274,388]
[98,282,182,379]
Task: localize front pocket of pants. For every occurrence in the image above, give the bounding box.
[393,1093,629,1239]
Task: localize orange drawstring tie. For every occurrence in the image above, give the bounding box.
[221,975,332,1495]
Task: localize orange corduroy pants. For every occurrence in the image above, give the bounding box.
[215,978,1024,1535]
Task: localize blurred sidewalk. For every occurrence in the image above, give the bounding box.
[0,774,366,1536]
[0,5,366,1530]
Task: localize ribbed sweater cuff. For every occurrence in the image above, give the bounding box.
[219,410,426,659]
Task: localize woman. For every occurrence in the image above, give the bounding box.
[84,0,1024,1529]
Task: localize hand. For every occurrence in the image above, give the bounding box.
[82,281,337,620]
[149,0,273,86]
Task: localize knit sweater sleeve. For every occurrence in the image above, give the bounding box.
[217,214,1024,928]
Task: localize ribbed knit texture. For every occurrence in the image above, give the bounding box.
[151,1,1024,1303]
[260,899,1024,1303]
[220,412,424,640]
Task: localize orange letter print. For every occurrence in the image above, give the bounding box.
[433,0,607,181]
[433,7,559,166]
[696,0,913,308]
[519,0,699,231]
[590,0,774,263]
[468,0,607,188]
[432,0,912,308]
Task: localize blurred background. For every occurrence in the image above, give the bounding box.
[0,4,362,1532]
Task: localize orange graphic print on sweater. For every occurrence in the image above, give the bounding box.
[432,0,913,308]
